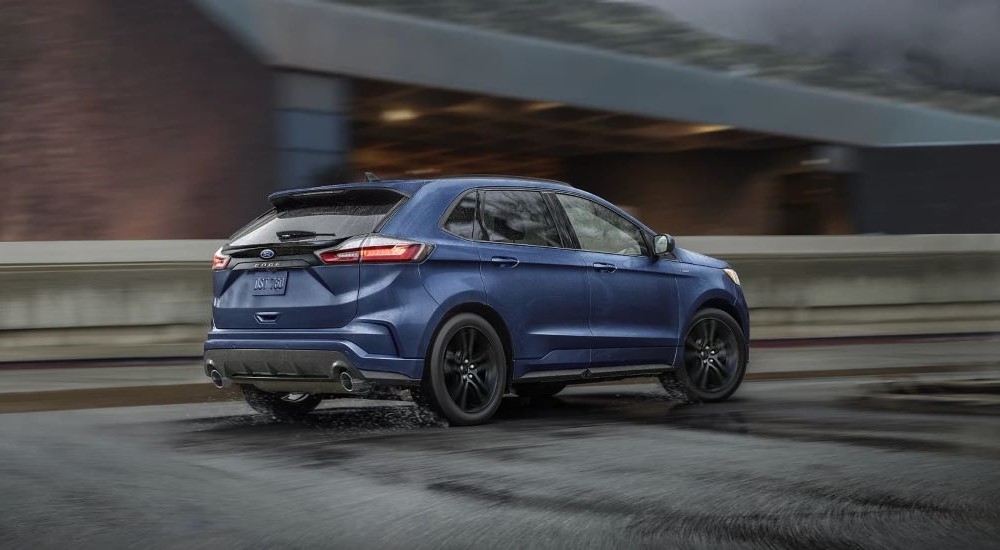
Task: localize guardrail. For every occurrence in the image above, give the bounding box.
[1,236,998,362]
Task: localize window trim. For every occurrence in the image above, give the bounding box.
[437,186,670,258]
[550,191,652,258]
[438,187,570,250]
[543,192,581,250]
[438,189,479,240]
[476,188,567,249]
[375,196,411,233]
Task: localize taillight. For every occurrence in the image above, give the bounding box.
[212,247,230,270]
[360,243,424,262]
[316,236,430,264]
[317,248,362,264]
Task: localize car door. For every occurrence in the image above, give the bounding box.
[552,193,680,367]
[474,189,592,376]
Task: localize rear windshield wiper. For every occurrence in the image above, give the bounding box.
[276,230,337,241]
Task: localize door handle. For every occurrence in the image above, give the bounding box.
[592,262,617,273]
[254,312,280,323]
[491,256,519,268]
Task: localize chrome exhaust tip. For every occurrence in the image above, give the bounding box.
[209,369,230,389]
[339,370,372,394]
[339,371,355,392]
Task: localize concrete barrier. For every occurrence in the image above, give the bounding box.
[1,236,998,362]
[0,241,222,362]
[684,235,1000,339]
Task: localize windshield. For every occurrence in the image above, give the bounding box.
[228,189,405,247]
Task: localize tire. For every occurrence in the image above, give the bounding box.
[513,382,567,399]
[241,385,323,420]
[659,308,747,404]
[419,313,508,426]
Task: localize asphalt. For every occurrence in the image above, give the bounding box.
[1,377,999,549]
[854,377,1000,416]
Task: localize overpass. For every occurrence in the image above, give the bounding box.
[3,0,1000,239]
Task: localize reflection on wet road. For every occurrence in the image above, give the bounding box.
[1,379,998,549]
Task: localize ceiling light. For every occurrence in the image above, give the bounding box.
[801,158,831,166]
[524,101,563,112]
[380,108,419,123]
[690,124,732,134]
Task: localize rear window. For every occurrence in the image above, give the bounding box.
[229,189,405,247]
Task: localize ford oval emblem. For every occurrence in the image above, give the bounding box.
[260,249,275,260]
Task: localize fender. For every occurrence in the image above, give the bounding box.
[414,291,497,359]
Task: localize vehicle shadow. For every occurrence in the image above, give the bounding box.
[171,385,698,443]
[156,389,762,486]
[166,385,998,462]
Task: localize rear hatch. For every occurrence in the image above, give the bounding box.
[211,188,406,330]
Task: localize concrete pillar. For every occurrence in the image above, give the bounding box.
[274,71,352,190]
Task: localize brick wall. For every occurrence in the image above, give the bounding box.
[0,0,274,240]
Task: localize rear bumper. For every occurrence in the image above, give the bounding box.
[203,337,423,392]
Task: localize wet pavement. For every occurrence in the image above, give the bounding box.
[1,378,999,549]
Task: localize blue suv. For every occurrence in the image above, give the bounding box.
[205,176,749,425]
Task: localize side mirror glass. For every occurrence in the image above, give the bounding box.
[653,234,675,255]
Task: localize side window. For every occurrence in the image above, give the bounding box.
[556,194,648,256]
[479,190,563,247]
[442,191,477,239]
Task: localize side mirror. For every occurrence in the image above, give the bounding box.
[653,234,675,255]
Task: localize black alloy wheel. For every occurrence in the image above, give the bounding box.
[660,308,747,403]
[241,385,323,420]
[419,313,507,425]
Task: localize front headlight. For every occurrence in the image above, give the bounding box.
[723,268,741,286]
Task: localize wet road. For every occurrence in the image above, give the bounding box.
[1,379,999,549]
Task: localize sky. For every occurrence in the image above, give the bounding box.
[623,0,1000,93]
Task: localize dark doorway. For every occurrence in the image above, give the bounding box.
[778,173,853,235]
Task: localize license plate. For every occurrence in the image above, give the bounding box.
[251,271,288,296]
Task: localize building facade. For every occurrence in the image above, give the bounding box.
[2,0,999,240]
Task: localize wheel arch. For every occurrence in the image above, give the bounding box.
[422,302,514,389]
[683,287,749,341]
[697,297,744,333]
[686,293,751,360]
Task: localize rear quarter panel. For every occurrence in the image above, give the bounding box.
[378,185,490,361]
[415,241,489,358]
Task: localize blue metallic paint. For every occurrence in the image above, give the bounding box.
[477,241,592,364]
[576,250,679,366]
[205,176,749,382]
[211,264,361,329]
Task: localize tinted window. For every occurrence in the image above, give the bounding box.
[229,189,404,247]
[442,191,477,239]
[479,190,562,247]
[556,194,648,256]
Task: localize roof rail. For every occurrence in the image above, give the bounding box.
[432,174,575,188]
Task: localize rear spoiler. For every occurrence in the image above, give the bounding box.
[267,186,405,209]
